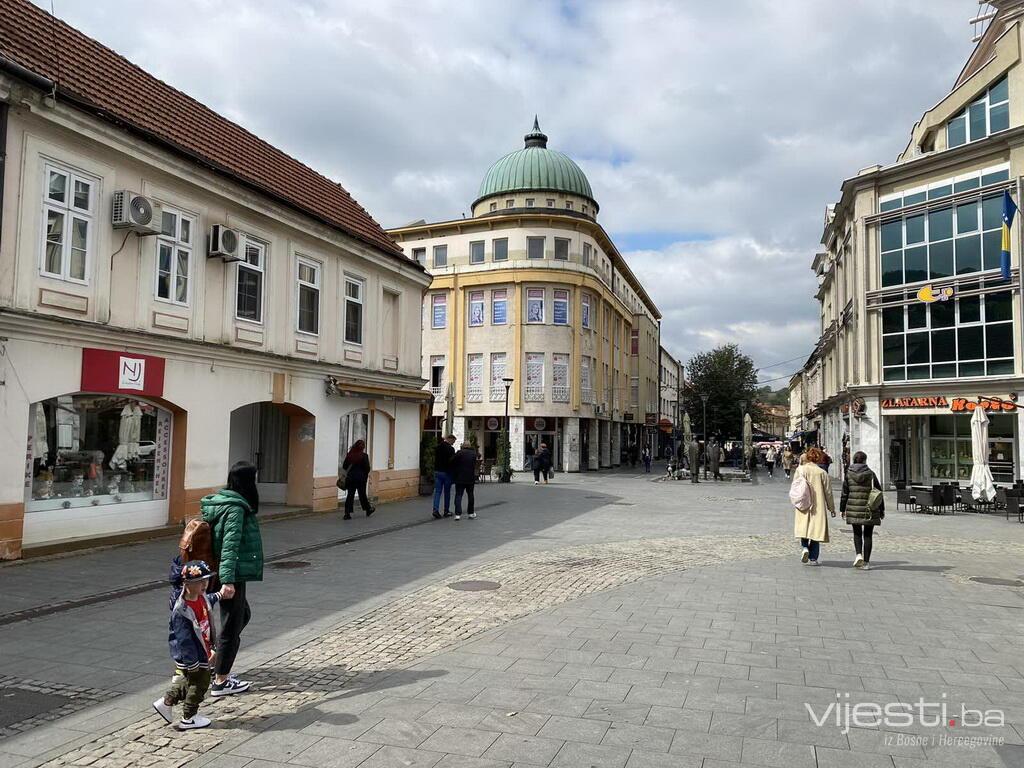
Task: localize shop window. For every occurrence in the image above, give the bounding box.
[156,208,194,305]
[27,395,171,512]
[236,237,265,323]
[41,163,95,284]
[927,413,1015,483]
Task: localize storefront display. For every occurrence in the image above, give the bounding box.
[25,394,171,512]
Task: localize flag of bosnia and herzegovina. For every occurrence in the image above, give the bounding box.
[1002,190,1017,281]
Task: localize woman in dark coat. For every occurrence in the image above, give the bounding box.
[533,443,551,484]
[341,440,375,520]
[840,451,883,570]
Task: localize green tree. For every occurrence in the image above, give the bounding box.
[683,344,763,440]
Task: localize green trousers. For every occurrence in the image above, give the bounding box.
[165,667,211,719]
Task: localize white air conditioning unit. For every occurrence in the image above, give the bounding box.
[111,190,162,235]
[208,225,242,262]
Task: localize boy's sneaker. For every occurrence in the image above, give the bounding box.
[454,514,461,520]
[152,698,173,724]
[468,512,476,519]
[178,715,211,730]
[432,511,441,519]
[210,678,250,697]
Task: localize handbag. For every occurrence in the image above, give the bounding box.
[336,468,348,490]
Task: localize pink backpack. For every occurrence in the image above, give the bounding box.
[789,470,813,512]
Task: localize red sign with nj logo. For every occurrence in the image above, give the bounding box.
[80,348,165,398]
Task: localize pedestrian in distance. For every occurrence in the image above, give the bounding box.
[687,438,701,483]
[533,442,552,484]
[765,445,777,478]
[153,560,226,730]
[200,461,263,697]
[782,446,795,479]
[642,446,652,473]
[341,439,375,520]
[791,446,835,565]
[840,451,884,570]
[709,439,723,481]
[524,440,535,472]
[451,441,478,520]
[432,435,456,519]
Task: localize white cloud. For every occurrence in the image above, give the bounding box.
[41,0,977,383]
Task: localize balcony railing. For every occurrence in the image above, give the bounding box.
[581,387,594,404]
[430,385,444,399]
[490,385,506,402]
[524,386,545,402]
[466,388,483,403]
[552,385,570,403]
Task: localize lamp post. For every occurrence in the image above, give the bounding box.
[500,376,514,482]
[700,394,709,480]
[738,399,748,476]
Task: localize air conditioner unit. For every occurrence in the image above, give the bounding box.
[208,225,242,262]
[111,190,162,235]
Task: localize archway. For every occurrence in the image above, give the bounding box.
[229,402,315,510]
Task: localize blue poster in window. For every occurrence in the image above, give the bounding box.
[554,301,568,325]
[432,303,446,327]
[582,303,590,328]
[493,301,506,324]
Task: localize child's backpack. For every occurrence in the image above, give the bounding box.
[179,518,216,571]
[789,470,813,512]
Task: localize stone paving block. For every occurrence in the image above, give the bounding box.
[434,756,511,768]
[358,718,438,749]
[506,660,564,678]
[474,711,549,737]
[606,669,666,688]
[581,700,651,725]
[622,685,686,708]
[300,714,384,740]
[815,746,897,768]
[481,733,564,765]
[709,712,777,739]
[555,663,614,682]
[515,675,574,694]
[417,703,489,729]
[716,677,776,698]
[567,680,631,702]
[625,748,701,768]
[681,693,746,714]
[289,735,382,768]
[643,705,710,733]
[626,643,677,660]
[724,651,777,669]
[469,688,536,711]
[668,730,743,761]
[744,695,814,722]
[660,673,720,694]
[740,736,817,768]
[776,683,841,704]
[466,672,527,690]
[413,682,488,705]
[776,718,849,749]
[367,698,439,721]
[419,726,500,758]
[550,740,631,768]
[230,731,322,762]
[749,666,805,686]
[359,745,444,768]
[546,649,600,665]
[594,653,648,670]
[600,722,675,753]
[536,715,609,744]
[843,728,925,758]
[695,662,749,680]
[524,694,593,718]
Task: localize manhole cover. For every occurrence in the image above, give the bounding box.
[448,580,501,591]
[970,576,1024,587]
[270,560,311,570]
[0,688,69,728]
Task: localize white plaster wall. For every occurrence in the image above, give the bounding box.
[510,416,525,471]
[564,417,580,472]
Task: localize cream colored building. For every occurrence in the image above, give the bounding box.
[799,0,1024,485]
[0,1,430,558]
[658,347,683,458]
[389,121,661,472]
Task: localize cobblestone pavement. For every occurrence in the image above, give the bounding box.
[4,472,1024,767]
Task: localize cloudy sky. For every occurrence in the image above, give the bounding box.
[42,0,978,385]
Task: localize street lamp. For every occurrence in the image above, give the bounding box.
[738,399,748,475]
[700,394,709,480]
[500,376,514,482]
[502,377,514,428]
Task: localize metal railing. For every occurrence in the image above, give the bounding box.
[581,387,594,404]
[430,385,444,398]
[524,386,545,402]
[490,386,506,402]
[466,388,483,403]
[552,385,570,403]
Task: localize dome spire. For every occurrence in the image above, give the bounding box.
[524,116,548,149]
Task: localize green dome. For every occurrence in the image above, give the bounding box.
[474,119,596,209]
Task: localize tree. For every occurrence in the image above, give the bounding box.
[683,344,763,440]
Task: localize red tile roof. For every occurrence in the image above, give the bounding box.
[0,0,411,261]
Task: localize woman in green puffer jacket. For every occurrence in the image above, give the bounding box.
[839,451,883,570]
[200,461,263,697]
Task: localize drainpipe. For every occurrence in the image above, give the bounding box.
[0,102,7,255]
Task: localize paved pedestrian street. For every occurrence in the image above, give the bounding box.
[4,470,1024,768]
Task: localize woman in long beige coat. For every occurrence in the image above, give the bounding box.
[793,447,835,565]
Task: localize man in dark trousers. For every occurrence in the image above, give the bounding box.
[450,441,478,521]
[687,439,701,483]
[432,435,456,519]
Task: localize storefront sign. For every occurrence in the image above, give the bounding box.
[486,417,500,431]
[881,394,1017,413]
[950,397,1017,413]
[81,348,165,398]
[916,284,953,303]
[530,417,547,432]
[623,412,634,422]
[882,396,949,410]
[645,412,657,427]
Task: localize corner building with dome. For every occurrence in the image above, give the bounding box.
[389,121,662,472]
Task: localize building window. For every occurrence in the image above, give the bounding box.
[506,199,515,208]
[582,205,588,215]
[554,238,569,260]
[467,353,484,402]
[491,288,507,324]
[552,353,569,402]
[583,243,592,267]
[526,288,544,323]
[546,199,555,207]
[881,291,1013,381]
[565,201,573,210]
[344,276,364,344]
[527,236,545,259]
[947,76,1009,148]
[431,292,447,329]
[581,355,593,403]
[525,352,545,401]
[433,244,448,268]
[236,238,265,323]
[412,247,426,265]
[493,238,508,261]
[553,289,569,325]
[489,202,497,212]
[582,293,591,329]
[41,164,94,283]
[526,198,535,207]
[490,352,507,401]
[880,166,1009,212]
[429,355,445,396]
[630,328,639,356]
[470,240,484,264]
[468,290,485,327]
[880,182,1007,287]
[631,376,639,407]
[155,208,193,305]
[296,257,320,335]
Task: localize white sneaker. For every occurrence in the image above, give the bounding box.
[801,548,810,564]
[152,698,173,724]
[862,563,871,571]
[808,560,820,566]
[468,512,476,519]
[454,514,461,520]
[534,481,539,485]
[178,714,211,730]
[853,554,865,568]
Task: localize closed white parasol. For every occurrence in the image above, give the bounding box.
[970,404,996,502]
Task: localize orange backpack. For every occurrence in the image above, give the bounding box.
[179,517,217,571]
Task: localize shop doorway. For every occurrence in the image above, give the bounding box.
[229,402,315,508]
[888,438,907,486]
[580,419,591,470]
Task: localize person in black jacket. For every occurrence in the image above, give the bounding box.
[450,442,478,520]
[840,451,884,570]
[341,440,374,520]
[533,443,552,484]
[432,435,456,519]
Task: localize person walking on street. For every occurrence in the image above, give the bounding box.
[432,435,456,519]
[533,442,552,484]
[840,451,883,570]
[709,440,723,481]
[792,447,835,565]
[642,446,652,473]
[765,445,777,478]
[782,446,794,478]
[687,438,701,483]
[341,439,375,519]
[524,440,535,472]
[200,461,264,697]
[451,441,478,520]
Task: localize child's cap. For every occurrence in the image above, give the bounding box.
[181,560,212,583]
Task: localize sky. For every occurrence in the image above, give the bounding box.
[39,0,978,386]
